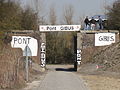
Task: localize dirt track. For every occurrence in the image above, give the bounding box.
[23,65,89,90]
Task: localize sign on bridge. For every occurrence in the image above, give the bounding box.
[95,33,115,46]
[11,36,38,56]
[39,25,81,32]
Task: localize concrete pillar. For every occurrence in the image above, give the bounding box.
[77,33,83,49]
[40,33,46,71]
[76,33,83,71]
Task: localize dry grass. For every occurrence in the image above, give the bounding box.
[81,75,120,90]
[80,35,120,70]
[80,35,120,90]
[0,44,25,89]
[81,46,104,64]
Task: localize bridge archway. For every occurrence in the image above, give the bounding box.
[39,25,82,71]
[39,25,119,71]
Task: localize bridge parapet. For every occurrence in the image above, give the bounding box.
[6,30,119,34]
[79,30,119,34]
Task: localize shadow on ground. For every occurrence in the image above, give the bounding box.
[55,68,76,72]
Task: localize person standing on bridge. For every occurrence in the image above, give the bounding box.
[90,17,96,30]
[84,16,89,30]
[98,16,103,30]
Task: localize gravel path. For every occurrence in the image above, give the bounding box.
[35,65,89,90]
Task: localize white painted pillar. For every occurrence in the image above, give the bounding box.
[40,33,46,71]
[76,33,83,69]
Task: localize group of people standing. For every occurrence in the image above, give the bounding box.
[84,16,103,30]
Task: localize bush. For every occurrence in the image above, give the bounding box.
[0,1,38,31]
[107,0,120,30]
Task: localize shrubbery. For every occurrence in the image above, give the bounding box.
[107,0,120,30]
[0,0,38,31]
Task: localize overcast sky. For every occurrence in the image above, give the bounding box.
[21,0,116,24]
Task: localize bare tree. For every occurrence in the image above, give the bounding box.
[107,0,120,30]
[49,6,57,25]
[33,0,43,14]
[79,15,85,29]
[63,5,74,25]
[35,0,46,26]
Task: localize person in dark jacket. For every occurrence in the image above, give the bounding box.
[98,16,103,30]
[90,17,96,30]
[84,16,89,30]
